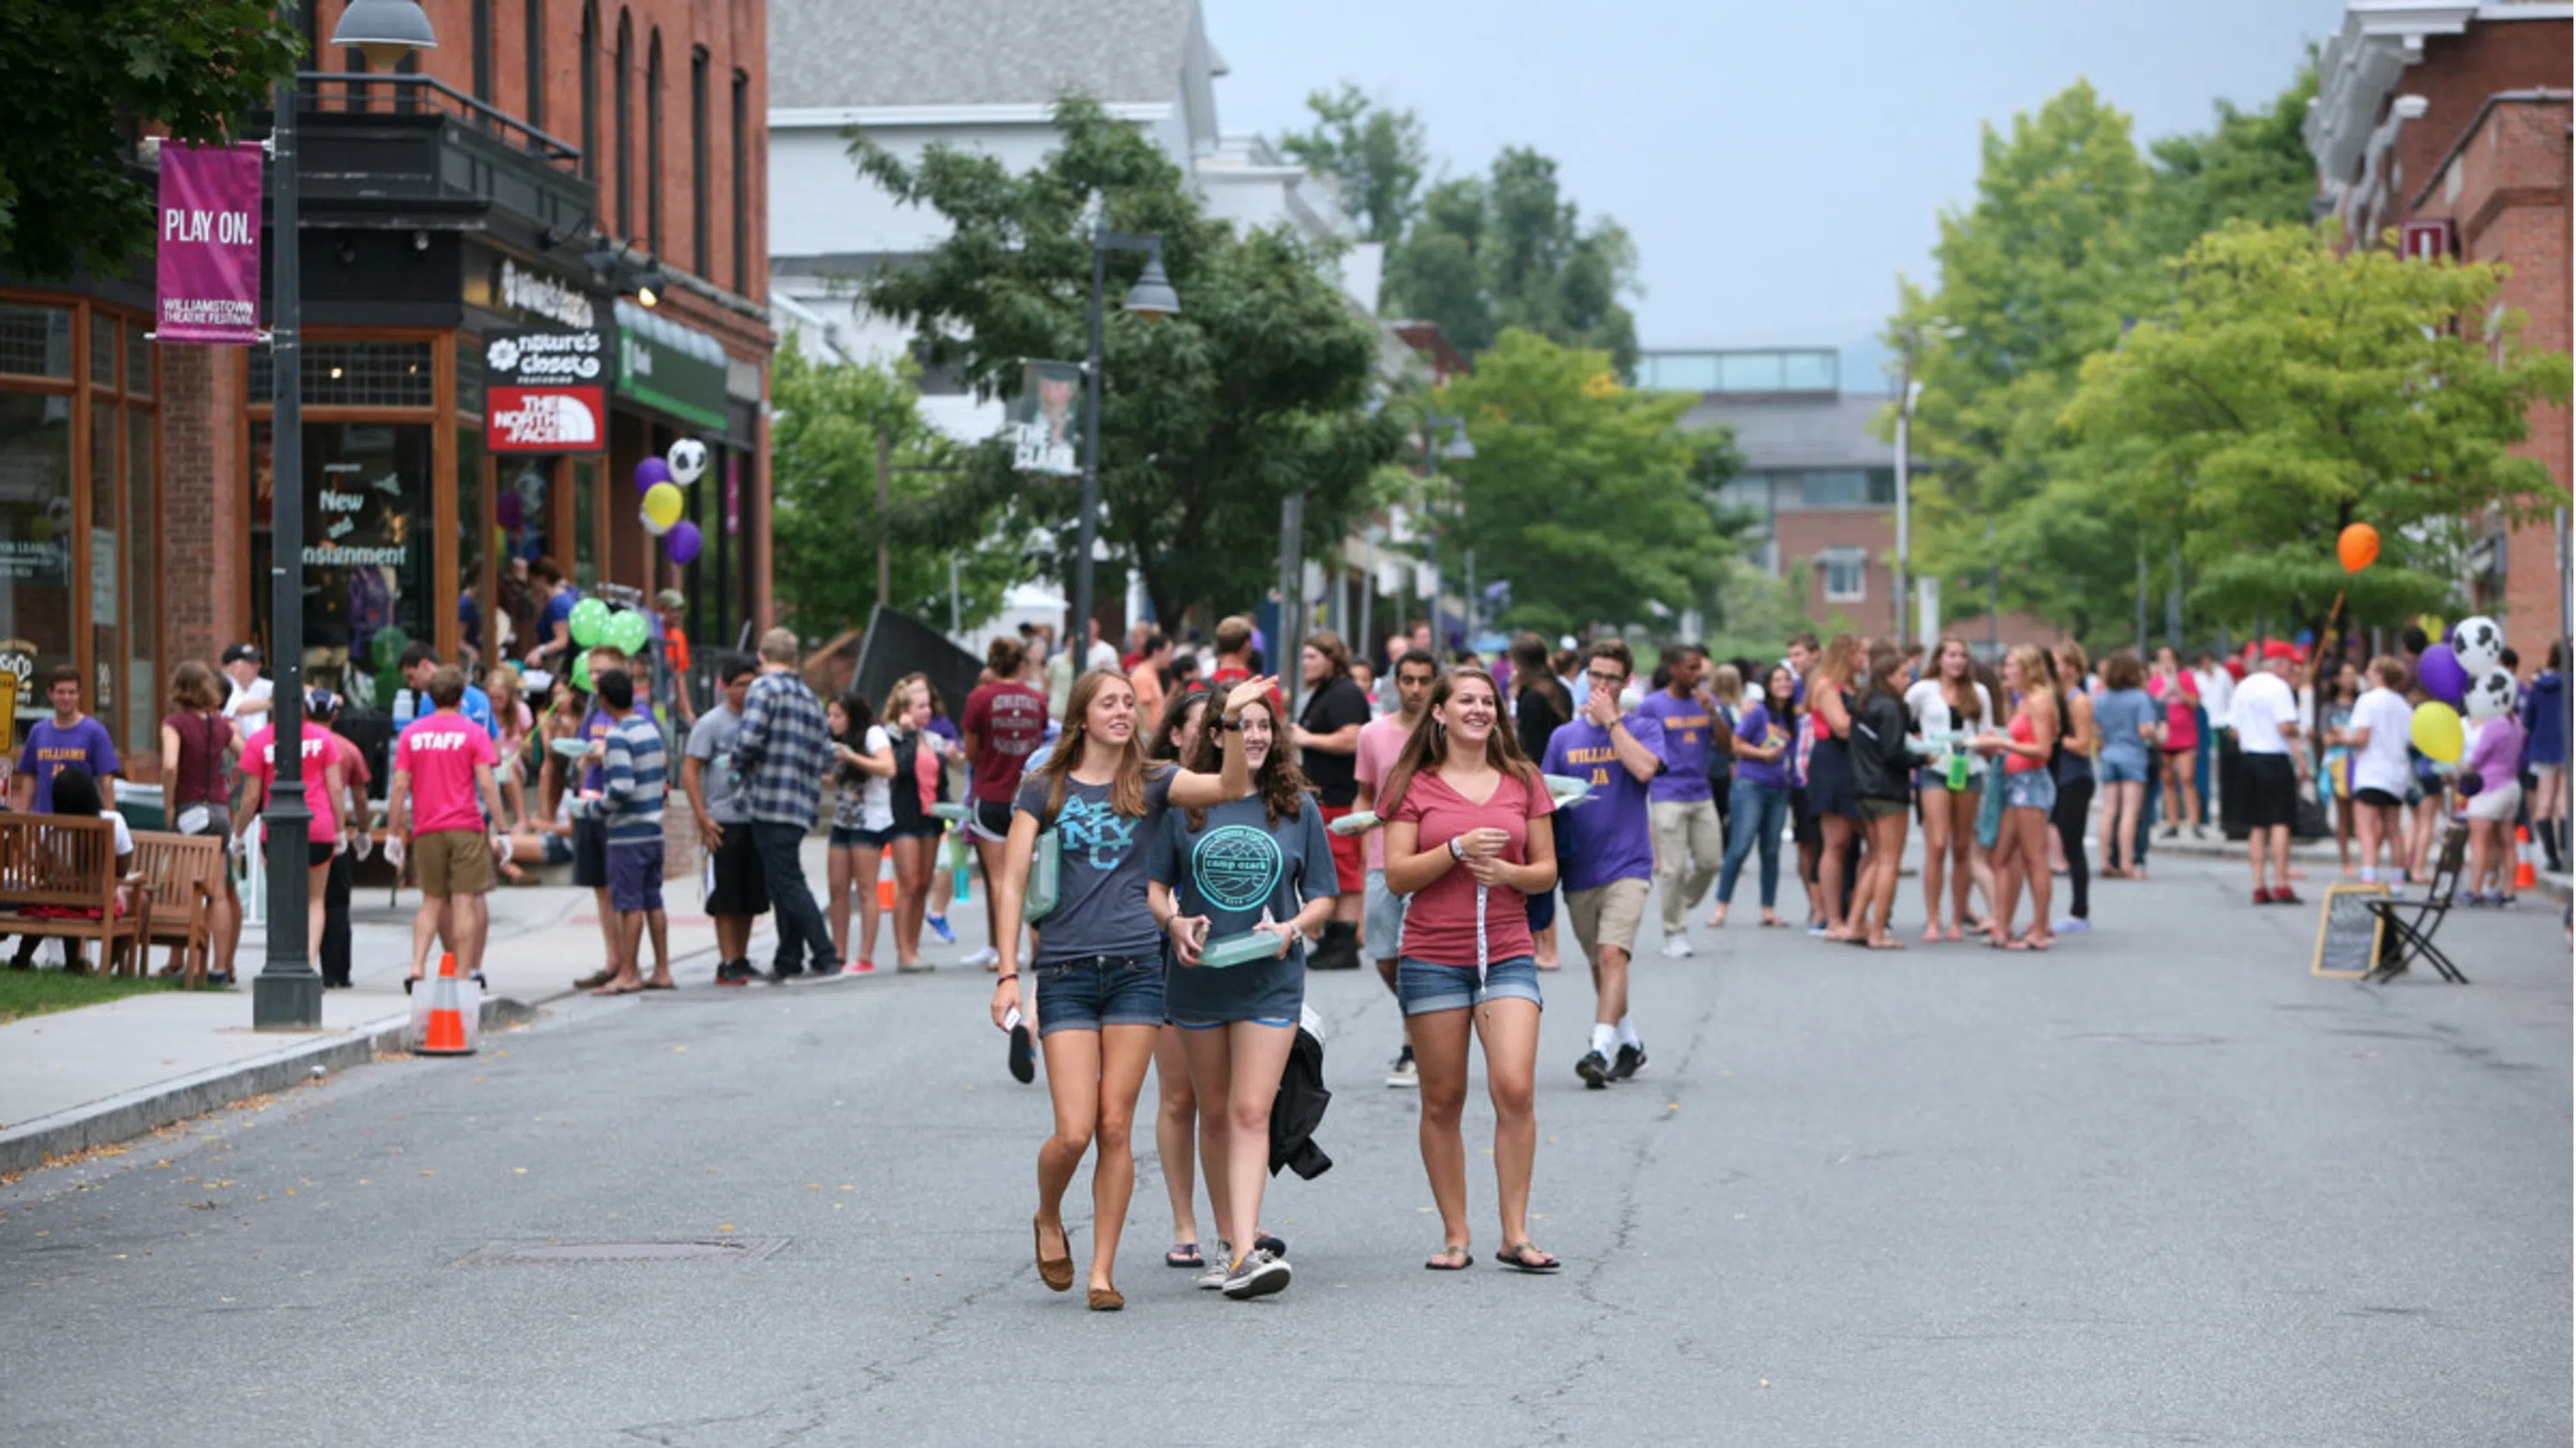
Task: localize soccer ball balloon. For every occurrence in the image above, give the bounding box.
[2452,615,2504,675]
[2464,666,2517,723]
[666,437,709,485]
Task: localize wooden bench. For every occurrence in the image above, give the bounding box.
[0,814,151,977]
[132,830,225,986]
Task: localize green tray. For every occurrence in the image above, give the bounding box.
[1200,931,1285,969]
[1542,773,1591,804]
[1327,810,1378,837]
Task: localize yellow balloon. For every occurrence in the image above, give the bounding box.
[641,482,684,533]
[2410,701,2464,764]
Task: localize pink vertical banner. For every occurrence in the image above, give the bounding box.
[155,142,265,344]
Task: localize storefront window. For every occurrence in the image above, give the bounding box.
[88,400,115,729]
[457,427,484,663]
[251,422,433,708]
[0,304,71,379]
[496,456,549,660]
[125,407,154,756]
[0,392,74,743]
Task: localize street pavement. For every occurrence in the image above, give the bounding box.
[0,844,2567,1446]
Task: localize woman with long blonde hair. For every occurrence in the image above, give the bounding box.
[989,669,1267,1311]
[1803,635,1865,940]
[1975,645,2062,950]
[1380,666,1563,1274]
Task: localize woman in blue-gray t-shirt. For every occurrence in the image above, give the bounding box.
[1146,693,1334,1300]
[990,669,1268,1311]
[2090,648,2161,880]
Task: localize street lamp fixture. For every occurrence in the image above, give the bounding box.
[331,0,440,71]
[632,264,666,309]
[1072,224,1177,640]
[255,0,437,1031]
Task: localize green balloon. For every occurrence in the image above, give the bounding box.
[571,654,592,693]
[569,597,612,648]
[369,626,410,672]
[608,610,652,656]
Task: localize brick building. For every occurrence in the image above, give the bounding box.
[2307,0,2572,663]
[1648,348,2058,655]
[0,0,775,777]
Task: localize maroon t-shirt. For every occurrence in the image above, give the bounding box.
[962,680,1048,803]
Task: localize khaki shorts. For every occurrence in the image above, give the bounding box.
[415,830,495,897]
[1564,877,1649,963]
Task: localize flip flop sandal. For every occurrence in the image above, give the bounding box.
[642,979,677,990]
[1424,1247,1474,1271]
[1496,1242,1561,1274]
[1165,1244,1203,1269]
[573,970,614,990]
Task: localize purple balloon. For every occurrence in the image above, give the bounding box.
[495,492,524,529]
[634,456,672,493]
[665,520,703,565]
[2417,642,2469,707]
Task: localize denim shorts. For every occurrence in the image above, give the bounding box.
[1396,954,1544,1017]
[1032,953,1166,1037]
[2001,769,2057,813]
[1364,869,1406,963]
[829,824,892,849]
[2097,754,2150,786]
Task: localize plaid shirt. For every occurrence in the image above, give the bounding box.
[734,668,830,828]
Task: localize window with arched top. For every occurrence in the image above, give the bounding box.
[731,69,750,295]
[691,47,710,277]
[471,0,492,108]
[578,3,597,180]
[524,0,545,133]
[613,10,633,238]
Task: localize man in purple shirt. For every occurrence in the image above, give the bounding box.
[1637,645,1723,957]
[1541,641,1664,1090]
[14,666,119,813]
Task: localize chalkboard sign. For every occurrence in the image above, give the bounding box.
[2311,883,2388,978]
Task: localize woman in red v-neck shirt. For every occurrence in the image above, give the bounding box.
[1381,666,1562,1275]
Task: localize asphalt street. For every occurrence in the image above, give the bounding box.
[2,849,2567,1447]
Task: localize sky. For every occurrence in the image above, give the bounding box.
[1205,0,2349,391]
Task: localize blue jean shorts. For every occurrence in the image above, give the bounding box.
[2001,769,2058,813]
[1033,953,1165,1037]
[1364,869,1405,964]
[2097,754,2150,786]
[1396,954,1544,1017]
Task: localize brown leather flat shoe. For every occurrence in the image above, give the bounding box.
[1033,1216,1073,1293]
[1087,1286,1123,1311]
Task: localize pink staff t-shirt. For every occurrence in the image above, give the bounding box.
[239,722,340,843]
[396,712,499,835]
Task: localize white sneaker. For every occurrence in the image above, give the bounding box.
[1221,1247,1292,1299]
[961,946,999,970]
[1661,937,1694,959]
[1196,1243,1232,1290]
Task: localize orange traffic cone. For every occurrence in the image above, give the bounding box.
[876,854,896,910]
[417,952,475,1056]
[2514,826,2539,892]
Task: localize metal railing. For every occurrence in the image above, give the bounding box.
[294,72,583,168]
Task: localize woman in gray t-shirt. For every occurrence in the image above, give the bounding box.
[990,669,1268,1311]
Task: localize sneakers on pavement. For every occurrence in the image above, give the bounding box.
[962,946,1000,970]
[1608,1043,1646,1082]
[1386,1045,1418,1088]
[2272,889,2304,906]
[1196,1242,1233,1290]
[769,962,805,984]
[841,958,877,976]
[1577,1050,1611,1090]
[714,959,756,987]
[927,914,957,944]
[2251,888,2275,905]
[1221,1248,1292,1300]
[2053,917,2091,934]
[1661,937,1693,959]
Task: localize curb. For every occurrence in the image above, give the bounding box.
[0,995,538,1179]
[2143,835,2572,903]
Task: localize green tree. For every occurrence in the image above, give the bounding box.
[1384,149,1641,375]
[2062,222,2572,640]
[1276,82,1426,246]
[2139,63,2320,261]
[1890,81,2155,637]
[0,0,301,279]
[767,345,1019,637]
[1436,330,1736,636]
[850,100,1401,627]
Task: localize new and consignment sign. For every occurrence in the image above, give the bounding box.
[484,327,608,453]
[155,142,264,345]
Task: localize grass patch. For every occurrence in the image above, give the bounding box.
[0,970,183,1025]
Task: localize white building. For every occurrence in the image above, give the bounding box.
[766,0,1388,647]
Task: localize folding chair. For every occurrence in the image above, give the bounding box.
[2366,824,2470,983]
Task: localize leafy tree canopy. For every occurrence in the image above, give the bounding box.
[849,99,1402,627]
[1437,329,1740,637]
[2139,63,2320,261]
[1386,149,1641,376]
[2062,222,2572,636]
[1276,82,1426,246]
[0,0,301,279]
[768,345,1020,637]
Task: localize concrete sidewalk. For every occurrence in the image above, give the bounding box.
[0,832,943,1175]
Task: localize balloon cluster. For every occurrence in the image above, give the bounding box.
[565,596,655,691]
[635,439,709,564]
[2409,616,2510,764]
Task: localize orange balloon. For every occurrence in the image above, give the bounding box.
[2338,522,2380,573]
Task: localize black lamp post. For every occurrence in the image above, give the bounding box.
[254,0,436,1031]
[1072,222,1176,646]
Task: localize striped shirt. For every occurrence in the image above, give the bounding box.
[599,712,667,846]
[735,668,831,828]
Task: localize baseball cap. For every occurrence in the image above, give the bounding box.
[655,588,686,610]
[304,687,340,716]
[222,642,262,666]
